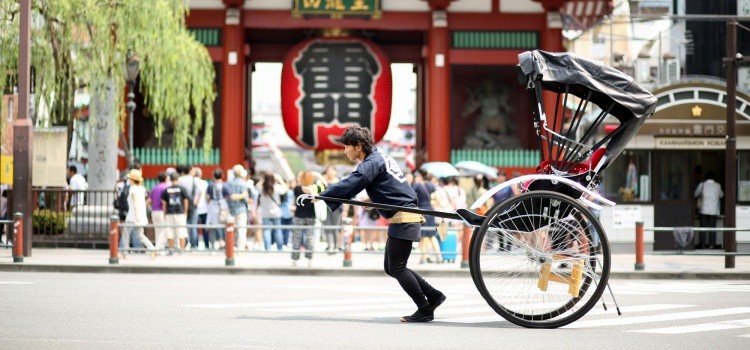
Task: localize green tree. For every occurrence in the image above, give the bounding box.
[0,0,215,151]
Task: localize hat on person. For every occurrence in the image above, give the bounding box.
[127,169,144,183]
[165,167,177,175]
[232,164,245,177]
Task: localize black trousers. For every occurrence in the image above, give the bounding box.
[698,214,718,247]
[384,236,440,309]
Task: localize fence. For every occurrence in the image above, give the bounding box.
[450,149,540,167]
[634,221,748,270]
[110,221,467,267]
[133,147,221,166]
[31,188,117,247]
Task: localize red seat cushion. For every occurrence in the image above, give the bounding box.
[536,148,607,175]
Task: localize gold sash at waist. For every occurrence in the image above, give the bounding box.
[389,211,426,224]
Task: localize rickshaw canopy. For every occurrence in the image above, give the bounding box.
[518,50,657,123]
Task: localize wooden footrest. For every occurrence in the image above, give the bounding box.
[537,259,584,297]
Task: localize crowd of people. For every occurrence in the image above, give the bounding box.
[115,163,399,265]
[112,160,521,264]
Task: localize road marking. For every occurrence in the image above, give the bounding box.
[565,307,750,329]
[630,318,750,334]
[584,304,695,316]
[433,304,695,324]
[0,282,32,285]
[181,297,407,309]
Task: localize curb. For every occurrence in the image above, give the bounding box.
[1,263,749,280]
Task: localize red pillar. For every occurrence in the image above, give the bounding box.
[425,1,452,162]
[537,1,565,134]
[220,2,246,172]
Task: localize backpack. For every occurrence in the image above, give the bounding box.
[114,183,130,220]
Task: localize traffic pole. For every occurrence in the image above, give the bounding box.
[225,219,235,266]
[12,212,23,263]
[343,225,353,267]
[634,221,644,271]
[460,225,471,268]
[109,216,119,264]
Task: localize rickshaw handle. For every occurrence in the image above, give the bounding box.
[297,195,464,221]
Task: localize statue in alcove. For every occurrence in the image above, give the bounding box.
[461,78,520,149]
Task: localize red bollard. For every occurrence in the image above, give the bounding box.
[343,225,353,267]
[225,219,235,266]
[461,225,472,268]
[12,212,23,263]
[635,221,644,271]
[109,216,119,264]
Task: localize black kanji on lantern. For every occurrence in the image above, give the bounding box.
[293,41,381,147]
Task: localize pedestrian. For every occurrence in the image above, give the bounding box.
[226,165,252,251]
[206,168,229,250]
[466,174,489,215]
[308,126,446,323]
[355,191,379,251]
[67,165,87,209]
[694,171,723,249]
[177,165,199,250]
[279,179,296,249]
[246,175,263,251]
[192,167,209,250]
[120,169,156,258]
[257,173,289,251]
[322,166,343,253]
[161,173,190,252]
[291,171,322,266]
[412,171,441,264]
[0,189,7,245]
[147,172,170,254]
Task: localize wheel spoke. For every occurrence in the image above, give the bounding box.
[470,191,611,328]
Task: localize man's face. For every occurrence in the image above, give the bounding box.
[343,144,362,162]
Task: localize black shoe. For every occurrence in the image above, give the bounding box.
[427,293,446,312]
[400,308,434,323]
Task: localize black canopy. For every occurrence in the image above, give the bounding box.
[518,50,657,122]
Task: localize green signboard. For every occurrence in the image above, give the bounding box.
[293,0,381,19]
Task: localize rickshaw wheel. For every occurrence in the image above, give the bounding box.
[469,190,610,328]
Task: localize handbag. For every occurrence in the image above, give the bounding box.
[314,200,328,221]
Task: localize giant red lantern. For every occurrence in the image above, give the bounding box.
[281,37,392,150]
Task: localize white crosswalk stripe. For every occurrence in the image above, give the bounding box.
[565,307,750,329]
[630,318,750,334]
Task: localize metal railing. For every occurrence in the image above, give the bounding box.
[634,221,748,270]
[31,188,117,247]
[111,220,465,267]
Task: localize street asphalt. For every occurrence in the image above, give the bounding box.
[1,272,749,349]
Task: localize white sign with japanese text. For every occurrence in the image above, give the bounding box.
[612,205,642,229]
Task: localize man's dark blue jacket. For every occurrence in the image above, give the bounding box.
[321,149,418,219]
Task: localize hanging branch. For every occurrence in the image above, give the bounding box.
[0,0,215,151]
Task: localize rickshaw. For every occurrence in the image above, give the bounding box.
[299,50,658,328]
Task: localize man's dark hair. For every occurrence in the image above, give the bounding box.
[68,165,77,173]
[157,171,167,183]
[705,171,716,181]
[178,165,190,175]
[339,126,374,155]
[169,173,180,182]
[213,168,223,180]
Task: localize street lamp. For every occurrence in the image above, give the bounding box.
[125,52,139,167]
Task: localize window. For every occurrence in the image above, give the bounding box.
[739,152,750,202]
[601,150,651,202]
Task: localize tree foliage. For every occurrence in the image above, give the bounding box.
[0,0,215,150]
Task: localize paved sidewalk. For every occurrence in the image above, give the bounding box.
[1,246,748,279]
